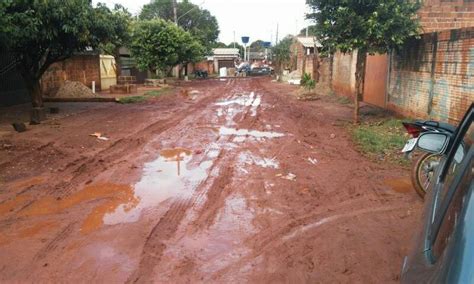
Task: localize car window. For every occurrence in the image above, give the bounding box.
[431,122,473,259]
[432,153,472,259]
[437,124,473,203]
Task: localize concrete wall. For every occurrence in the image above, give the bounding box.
[418,0,474,33]
[332,51,357,98]
[387,27,474,124]
[40,54,101,96]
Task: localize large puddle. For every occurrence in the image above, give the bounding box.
[100,148,212,228]
[215,92,259,107]
[219,126,284,139]
[4,148,213,234]
[215,92,261,119]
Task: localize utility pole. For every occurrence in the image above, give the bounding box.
[233,31,236,48]
[172,0,178,25]
[276,23,279,44]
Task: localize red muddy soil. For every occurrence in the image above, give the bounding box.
[0,78,422,283]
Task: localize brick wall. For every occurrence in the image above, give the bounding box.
[191,60,214,74]
[418,0,474,33]
[289,41,317,79]
[40,54,101,96]
[332,51,357,98]
[387,27,474,124]
[317,57,332,90]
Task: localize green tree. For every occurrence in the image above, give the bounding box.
[250,40,266,53]
[129,19,204,75]
[306,0,420,122]
[299,25,317,36]
[213,42,228,48]
[140,0,219,53]
[95,3,133,75]
[0,0,126,120]
[272,36,294,75]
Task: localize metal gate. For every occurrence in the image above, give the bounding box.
[363,54,388,108]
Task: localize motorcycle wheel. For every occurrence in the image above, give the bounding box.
[411,152,441,199]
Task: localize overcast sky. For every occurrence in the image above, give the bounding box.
[93,0,313,45]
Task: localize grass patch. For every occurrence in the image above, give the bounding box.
[336,96,352,105]
[145,89,168,97]
[118,88,170,104]
[351,118,409,166]
[118,96,147,104]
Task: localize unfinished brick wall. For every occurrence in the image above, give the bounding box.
[418,0,474,33]
[332,51,357,98]
[191,60,214,74]
[288,40,317,79]
[317,57,332,90]
[41,54,101,96]
[387,27,474,124]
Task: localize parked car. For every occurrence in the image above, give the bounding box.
[248,66,272,76]
[401,103,473,283]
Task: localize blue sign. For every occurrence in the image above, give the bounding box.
[241,36,250,44]
[263,41,272,48]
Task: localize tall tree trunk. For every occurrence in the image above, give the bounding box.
[114,48,122,77]
[30,79,43,108]
[25,76,46,124]
[354,49,367,124]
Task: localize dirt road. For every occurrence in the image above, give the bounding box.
[0,78,422,283]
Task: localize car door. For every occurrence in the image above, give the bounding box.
[401,104,473,283]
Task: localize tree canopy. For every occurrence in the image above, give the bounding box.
[95,3,132,56]
[272,36,294,74]
[129,19,204,74]
[306,0,420,54]
[306,0,420,122]
[299,25,317,37]
[0,0,127,113]
[140,0,219,53]
[250,40,266,53]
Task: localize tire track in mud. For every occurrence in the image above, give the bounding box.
[128,78,265,282]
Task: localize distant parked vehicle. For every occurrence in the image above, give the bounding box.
[401,120,456,198]
[194,69,208,79]
[248,66,272,76]
[401,103,473,283]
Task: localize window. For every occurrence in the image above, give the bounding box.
[432,156,472,259]
[431,122,473,259]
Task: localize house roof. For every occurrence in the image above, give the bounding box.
[296,37,322,48]
[213,48,240,56]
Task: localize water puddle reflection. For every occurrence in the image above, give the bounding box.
[219,127,284,139]
[239,152,279,169]
[215,92,261,117]
[102,148,212,226]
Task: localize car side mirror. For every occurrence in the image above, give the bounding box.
[417,132,450,154]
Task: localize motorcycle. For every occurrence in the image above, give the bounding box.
[401,120,455,198]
